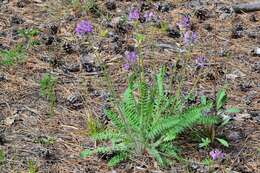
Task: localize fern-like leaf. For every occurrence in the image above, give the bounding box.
[107,152,127,167]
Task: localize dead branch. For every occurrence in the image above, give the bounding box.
[232,2,260,13]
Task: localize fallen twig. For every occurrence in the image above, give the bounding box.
[232,2,260,13]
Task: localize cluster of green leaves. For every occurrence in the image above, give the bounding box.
[18,28,40,48]
[28,160,38,173]
[0,149,4,165]
[197,87,240,149]
[39,74,57,116]
[80,67,216,167]
[0,44,26,66]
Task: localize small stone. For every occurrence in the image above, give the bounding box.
[251,47,260,57]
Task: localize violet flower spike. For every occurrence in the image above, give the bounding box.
[75,20,93,35]
[125,51,137,63]
[123,51,137,70]
[210,149,224,160]
[128,8,140,20]
[183,31,197,45]
[177,16,191,30]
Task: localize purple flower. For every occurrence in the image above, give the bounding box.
[75,20,93,35]
[183,31,197,45]
[177,16,190,30]
[195,56,207,68]
[128,8,140,20]
[144,11,154,21]
[123,51,137,70]
[210,149,224,160]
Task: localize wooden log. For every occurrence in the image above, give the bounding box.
[232,2,260,13]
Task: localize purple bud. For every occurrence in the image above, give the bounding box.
[183,31,197,45]
[144,11,154,21]
[123,63,130,71]
[210,149,224,160]
[195,56,207,68]
[177,16,190,30]
[128,8,140,21]
[75,20,93,35]
[123,51,137,70]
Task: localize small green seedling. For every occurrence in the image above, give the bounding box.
[40,74,57,116]
[18,28,40,48]
[207,87,239,145]
[0,44,25,66]
[86,114,102,136]
[216,138,229,147]
[134,33,145,47]
[199,137,211,149]
[99,29,109,37]
[159,21,169,32]
[28,160,37,173]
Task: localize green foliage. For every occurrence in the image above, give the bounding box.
[0,149,5,164]
[134,33,145,46]
[159,21,169,32]
[216,138,229,147]
[0,44,26,66]
[28,160,37,173]
[86,115,102,136]
[81,67,215,167]
[18,28,40,48]
[199,137,211,149]
[39,74,57,116]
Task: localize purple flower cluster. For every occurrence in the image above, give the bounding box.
[177,16,191,31]
[75,20,93,35]
[195,56,207,68]
[128,8,140,21]
[123,51,137,70]
[210,149,224,160]
[128,8,155,22]
[176,16,198,46]
[183,31,197,45]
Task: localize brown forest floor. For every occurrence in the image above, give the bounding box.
[0,0,260,172]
